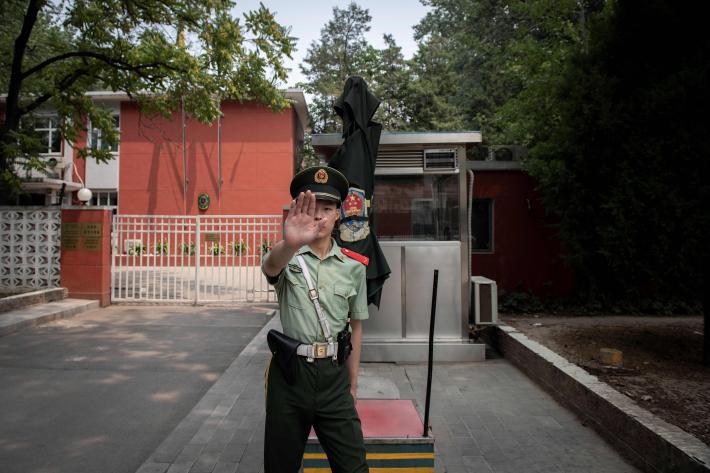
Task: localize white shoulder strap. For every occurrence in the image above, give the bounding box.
[296,255,335,344]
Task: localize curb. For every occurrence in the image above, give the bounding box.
[0,287,68,313]
[0,298,100,337]
[484,323,710,473]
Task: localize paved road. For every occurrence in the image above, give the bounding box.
[0,304,274,473]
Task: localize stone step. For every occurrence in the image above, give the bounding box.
[0,287,68,313]
[0,298,99,337]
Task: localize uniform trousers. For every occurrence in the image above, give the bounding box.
[264,355,368,473]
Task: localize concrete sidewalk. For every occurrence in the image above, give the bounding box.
[138,315,640,473]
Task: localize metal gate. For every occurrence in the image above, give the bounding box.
[111,215,282,303]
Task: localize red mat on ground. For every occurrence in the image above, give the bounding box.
[309,399,424,439]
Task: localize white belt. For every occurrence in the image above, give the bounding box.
[296,342,338,362]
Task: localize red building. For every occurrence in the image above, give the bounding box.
[17,90,308,216]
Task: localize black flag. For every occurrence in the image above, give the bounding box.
[329,76,390,307]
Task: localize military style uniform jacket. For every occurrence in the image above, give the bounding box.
[263,239,369,344]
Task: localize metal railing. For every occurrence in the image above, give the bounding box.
[111,215,281,303]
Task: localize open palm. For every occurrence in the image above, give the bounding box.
[284,191,325,249]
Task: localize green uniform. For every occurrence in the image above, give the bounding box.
[263,239,369,473]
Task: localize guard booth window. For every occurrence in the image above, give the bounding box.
[471,199,493,252]
[372,174,460,241]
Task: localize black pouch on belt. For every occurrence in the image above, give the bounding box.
[266,329,301,385]
[336,319,353,365]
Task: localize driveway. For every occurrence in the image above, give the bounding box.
[0,304,274,473]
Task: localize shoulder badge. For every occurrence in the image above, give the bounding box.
[341,248,369,266]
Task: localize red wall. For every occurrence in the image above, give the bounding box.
[118,101,296,215]
[60,208,112,306]
[470,171,573,297]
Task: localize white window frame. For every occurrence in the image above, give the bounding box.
[33,114,62,156]
[89,190,118,208]
[89,112,120,154]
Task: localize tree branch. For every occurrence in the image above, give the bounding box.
[4,0,42,130]
[19,68,90,116]
[22,50,181,79]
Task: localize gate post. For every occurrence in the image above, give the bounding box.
[60,207,112,307]
[194,215,200,305]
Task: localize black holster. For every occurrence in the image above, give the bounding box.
[266,329,301,385]
[336,320,353,365]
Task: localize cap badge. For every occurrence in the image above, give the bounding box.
[314,168,329,184]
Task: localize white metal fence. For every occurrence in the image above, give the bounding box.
[112,215,282,303]
[0,207,61,291]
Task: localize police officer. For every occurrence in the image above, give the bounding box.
[262,166,369,473]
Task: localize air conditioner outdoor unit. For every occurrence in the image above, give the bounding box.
[488,145,528,162]
[470,276,498,325]
[424,148,458,171]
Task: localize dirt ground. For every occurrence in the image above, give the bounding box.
[501,314,710,446]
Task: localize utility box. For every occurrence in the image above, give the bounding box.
[470,276,498,325]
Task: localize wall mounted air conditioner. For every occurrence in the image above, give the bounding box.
[488,145,528,162]
[424,148,458,172]
[470,276,498,325]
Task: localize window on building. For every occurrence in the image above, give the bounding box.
[471,199,493,252]
[90,114,120,152]
[33,116,62,154]
[90,191,118,208]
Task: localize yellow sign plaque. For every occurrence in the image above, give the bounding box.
[83,237,101,251]
[61,235,79,250]
[81,223,103,237]
[63,222,81,236]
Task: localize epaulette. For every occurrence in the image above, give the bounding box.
[341,248,369,266]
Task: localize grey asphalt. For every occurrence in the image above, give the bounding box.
[0,304,274,473]
[0,304,640,473]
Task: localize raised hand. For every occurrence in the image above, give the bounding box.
[283,191,326,250]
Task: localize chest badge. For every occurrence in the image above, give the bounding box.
[288,263,302,273]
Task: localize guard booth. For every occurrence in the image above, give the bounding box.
[313,132,485,362]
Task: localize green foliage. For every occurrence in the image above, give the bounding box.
[232,240,247,256]
[300,2,415,133]
[522,0,710,301]
[499,291,702,316]
[127,243,145,256]
[154,242,169,255]
[182,242,195,256]
[208,243,224,256]
[1,0,295,201]
[260,240,271,256]
[410,0,708,305]
[297,134,320,170]
[300,2,375,132]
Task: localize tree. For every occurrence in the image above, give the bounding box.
[406,31,465,131]
[299,2,379,133]
[0,0,295,202]
[371,34,410,131]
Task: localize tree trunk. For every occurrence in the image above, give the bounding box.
[704,253,709,366]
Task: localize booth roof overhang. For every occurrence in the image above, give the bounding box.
[312,131,483,147]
